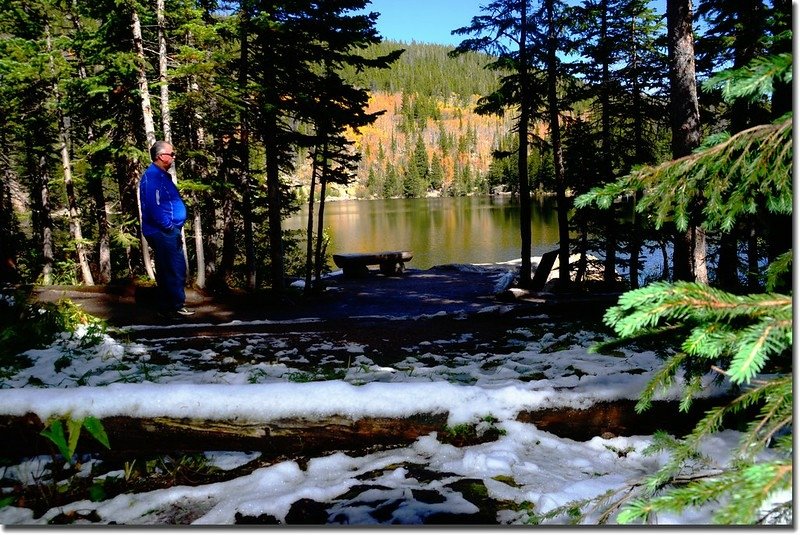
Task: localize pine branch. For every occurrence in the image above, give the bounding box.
[634,352,687,413]
[575,117,792,233]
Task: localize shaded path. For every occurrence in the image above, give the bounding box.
[31,265,518,328]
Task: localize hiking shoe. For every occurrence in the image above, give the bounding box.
[175,306,195,316]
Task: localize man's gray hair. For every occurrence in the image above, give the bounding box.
[150,140,170,161]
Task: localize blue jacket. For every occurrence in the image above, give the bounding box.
[139,163,187,237]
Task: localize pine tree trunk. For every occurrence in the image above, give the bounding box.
[132,10,157,148]
[628,14,643,289]
[191,112,207,290]
[66,0,111,284]
[87,169,112,284]
[304,150,319,294]
[0,159,19,283]
[57,117,94,285]
[239,2,256,290]
[770,0,792,118]
[716,234,739,290]
[314,154,330,291]
[667,0,704,282]
[265,123,285,294]
[546,0,570,289]
[157,0,172,145]
[692,225,708,282]
[218,138,237,288]
[35,155,54,286]
[131,8,156,280]
[116,146,146,278]
[184,58,207,288]
[599,0,616,286]
[717,2,766,290]
[517,0,533,288]
[46,27,94,285]
[746,225,760,291]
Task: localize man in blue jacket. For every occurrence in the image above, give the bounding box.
[139,140,194,319]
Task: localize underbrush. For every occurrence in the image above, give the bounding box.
[0,289,106,363]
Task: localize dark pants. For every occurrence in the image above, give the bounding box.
[146,227,186,311]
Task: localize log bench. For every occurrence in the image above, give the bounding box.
[332,250,413,277]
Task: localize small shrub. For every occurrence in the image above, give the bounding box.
[0,295,106,358]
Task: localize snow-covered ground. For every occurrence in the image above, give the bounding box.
[0,267,789,526]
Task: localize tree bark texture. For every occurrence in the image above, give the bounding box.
[667,0,704,283]
[305,148,320,294]
[545,0,570,289]
[0,397,729,459]
[35,155,54,286]
[66,0,112,284]
[131,8,157,280]
[238,3,257,291]
[46,27,94,285]
[517,0,533,288]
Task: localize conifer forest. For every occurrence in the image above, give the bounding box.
[0,0,793,525]
[0,0,790,295]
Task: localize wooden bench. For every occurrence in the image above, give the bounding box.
[332,251,413,278]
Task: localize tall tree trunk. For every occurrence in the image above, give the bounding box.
[517,0,533,288]
[190,117,207,291]
[131,8,156,280]
[115,146,145,278]
[0,154,19,284]
[314,151,330,292]
[716,2,765,290]
[218,137,237,288]
[770,0,791,119]
[185,71,207,289]
[239,2,256,290]
[628,15,643,289]
[157,0,172,146]
[716,234,739,289]
[304,148,320,295]
[87,165,111,284]
[264,122,285,294]
[599,0,616,286]
[66,0,111,283]
[692,226,707,282]
[57,115,94,285]
[546,0,570,289]
[34,155,54,286]
[46,27,94,285]
[667,0,704,282]
[746,226,759,291]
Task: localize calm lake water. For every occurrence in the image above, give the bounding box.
[285,196,561,270]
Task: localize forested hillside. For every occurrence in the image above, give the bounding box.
[0,0,791,304]
[300,41,516,199]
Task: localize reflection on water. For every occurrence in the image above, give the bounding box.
[285,196,561,269]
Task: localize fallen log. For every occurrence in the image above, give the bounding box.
[0,397,732,459]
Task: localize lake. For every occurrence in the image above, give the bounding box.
[284,196,562,270]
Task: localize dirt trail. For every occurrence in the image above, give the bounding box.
[30,264,617,336]
[30,265,516,327]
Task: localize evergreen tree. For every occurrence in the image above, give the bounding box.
[429,152,444,191]
[411,135,430,193]
[451,0,538,287]
[382,161,402,198]
[576,52,792,524]
[295,0,400,291]
[695,0,777,291]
